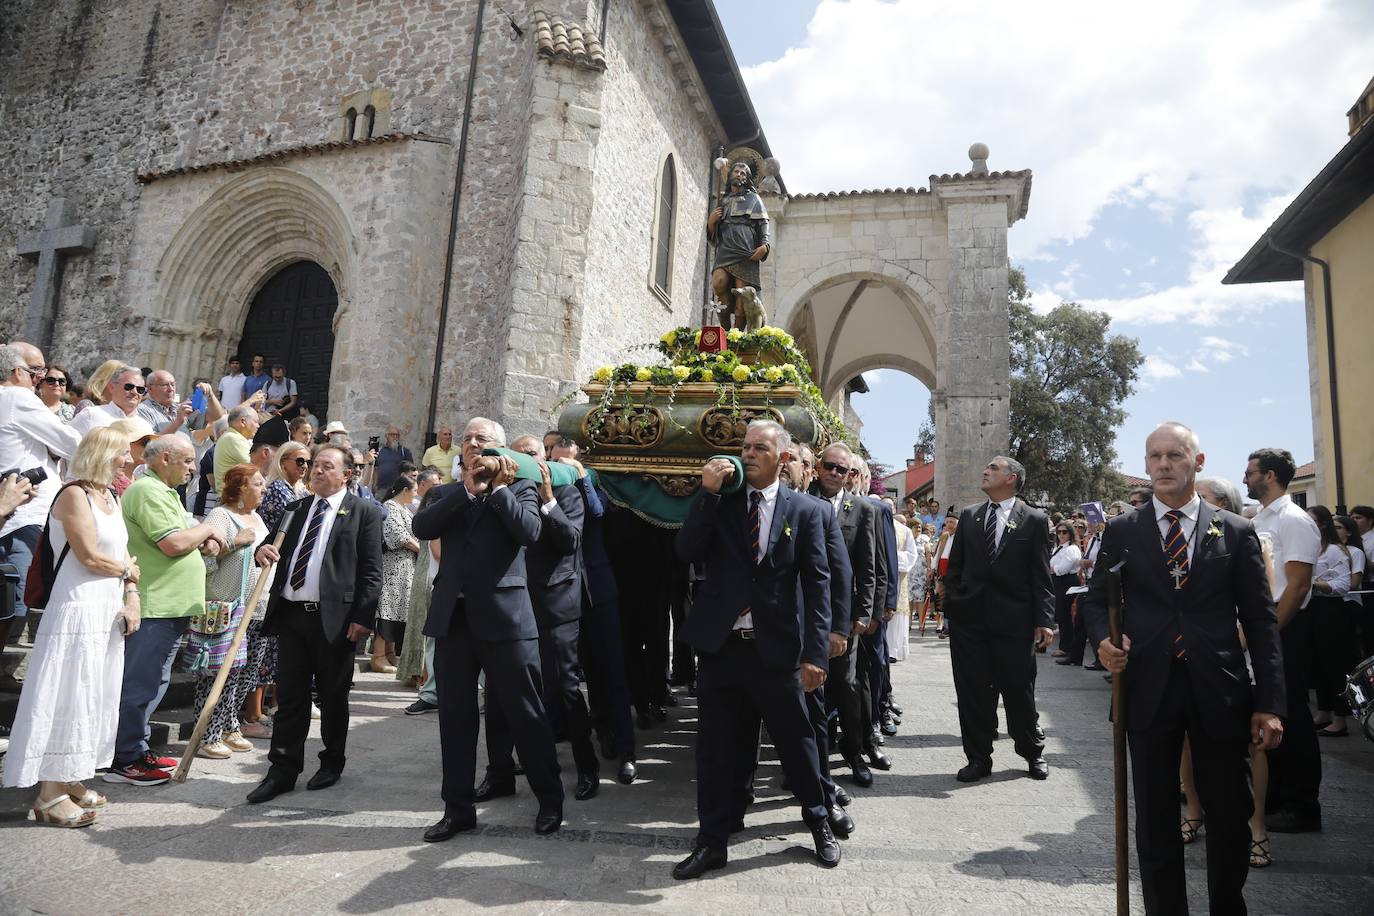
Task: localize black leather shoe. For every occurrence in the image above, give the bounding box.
[1084,663,1105,671]
[880,713,898,736]
[865,748,892,771]
[845,756,873,788]
[673,845,727,879]
[575,771,600,800]
[871,730,886,746]
[827,806,854,839]
[650,703,668,722]
[307,769,341,791]
[475,774,517,802]
[956,761,992,783]
[808,818,842,867]
[663,692,678,707]
[617,757,637,784]
[833,786,852,807]
[534,804,563,835]
[636,709,652,729]
[246,774,295,804]
[1027,757,1049,780]
[1055,658,1079,666]
[423,810,477,842]
[888,702,903,716]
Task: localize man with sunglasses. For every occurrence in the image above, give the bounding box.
[70,364,145,437]
[0,342,80,651]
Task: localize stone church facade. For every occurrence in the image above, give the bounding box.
[1,0,1030,507]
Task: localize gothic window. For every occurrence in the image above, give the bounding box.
[362,105,377,139]
[651,154,676,300]
[344,108,358,141]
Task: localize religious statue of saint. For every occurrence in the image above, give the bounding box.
[706,160,771,331]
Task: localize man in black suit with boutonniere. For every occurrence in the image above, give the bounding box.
[944,455,1055,783]
[246,444,384,804]
[1084,422,1284,915]
[672,420,839,879]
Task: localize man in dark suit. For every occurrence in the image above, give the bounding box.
[1085,422,1284,915]
[412,417,564,841]
[672,420,840,879]
[811,442,882,786]
[480,435,599,801]
[944,455,1055,782]
[246,445,384,803]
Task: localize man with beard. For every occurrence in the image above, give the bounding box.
[706,160,771,330]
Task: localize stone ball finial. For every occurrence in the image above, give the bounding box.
[968,142,989,174]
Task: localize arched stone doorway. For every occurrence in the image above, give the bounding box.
[238,261,339,422]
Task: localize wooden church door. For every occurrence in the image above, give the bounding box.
[237,261,339,422]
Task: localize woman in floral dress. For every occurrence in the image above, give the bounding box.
[372,477,419,673]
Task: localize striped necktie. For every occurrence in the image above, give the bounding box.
[749,490,763,564]
[289,497,330,591]
[1163,509,1189,658]
[984,502,999,557]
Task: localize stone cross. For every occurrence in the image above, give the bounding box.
[15,198,97,350]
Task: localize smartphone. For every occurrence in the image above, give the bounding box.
[191,388,206,413]
[368,435,381,452]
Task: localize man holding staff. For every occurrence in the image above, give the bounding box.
[245,445,384,804]
[1084,422,1284,915]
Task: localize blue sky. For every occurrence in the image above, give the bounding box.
[715,0,1374,485]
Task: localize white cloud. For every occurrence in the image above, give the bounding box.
[1142,355,1182,380]
[1185,358,1209,373]
[741,0,1373,325]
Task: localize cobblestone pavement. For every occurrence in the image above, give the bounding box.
[3,636,1371,915]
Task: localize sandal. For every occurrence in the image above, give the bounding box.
[1249,836,1272,868]
[33,794,97,828]
[1181,817,1204,845]
[66,785,108,809]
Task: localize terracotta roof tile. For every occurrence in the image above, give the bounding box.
[785,169,1032,219]
[533,10,606,71]
[136,132,418,184]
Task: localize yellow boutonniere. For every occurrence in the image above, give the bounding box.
[1005,519,1017,531]
[783,519,792,538]
[843,498,854,511]
[336,509,350,517]
[1206,522,1223,539]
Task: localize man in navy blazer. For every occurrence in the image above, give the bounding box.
[411,417,564,842]
[1084,422,1284,915]
[672,420,840,879]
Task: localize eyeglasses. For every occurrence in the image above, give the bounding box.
[23,365,46,377]
[461,434,495,445]
[41,377,68,387]
[291,457,313,468]
[820,460,850,475]
[122,383,148,396]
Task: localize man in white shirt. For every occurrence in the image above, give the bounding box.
[0,342,81,648]
[263,363,298,417]
[218,356,246,409]
[1246,447,1323,834]
[1349,505,1374,566]
[70,365,145,436]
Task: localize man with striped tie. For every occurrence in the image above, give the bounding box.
[1084,423,1284,914]
[943,455,1055,783]
[246,445,384,804]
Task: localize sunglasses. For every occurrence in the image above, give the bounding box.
[291,457,313,468]
[122,383,148,395]
[821,460,850,475]
[42,377,68,387]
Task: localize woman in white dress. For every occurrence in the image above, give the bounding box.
[886,514,919,662]
[2,427,138,827]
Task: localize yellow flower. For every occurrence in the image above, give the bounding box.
[634,367,653,382]
[727,328,744,342]
[671,365,691,381]
[695,329,703,345]
[591,365,613,382]
[731,365,752,383]
[698,369,714,383]
[763,366,784,383]
[778,332,795,348]
[661,330,677,347]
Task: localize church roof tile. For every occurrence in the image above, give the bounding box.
[785,169,1032,218]
[532,10,607,71]
[136,133,418,184]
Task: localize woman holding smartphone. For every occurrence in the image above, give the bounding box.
[2,427,139,826]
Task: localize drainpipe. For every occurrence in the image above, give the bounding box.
[425,0,487,448]
[1268,237,1344,514]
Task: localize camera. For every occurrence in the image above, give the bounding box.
[1,467,48,486]
[368,435,381,452]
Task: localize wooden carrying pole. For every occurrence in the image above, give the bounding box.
[173,521,289,783]
[1106,559,1129,915]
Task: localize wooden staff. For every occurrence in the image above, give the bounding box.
[174,518,291,783]
[1106,557,1129,915]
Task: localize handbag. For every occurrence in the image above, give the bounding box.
[188,520,252,675]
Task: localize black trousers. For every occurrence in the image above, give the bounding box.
[579,591,636,759]
[267,602,355,780]
[1267,609,1322,820]
[1053,574,1077,652]
[1310,595,1354,715]
[695,635,827,850]
[733,681,841,816]
[606,513,672,712]
[1129,660,1253,915]
[860,624,887,728]
[950,618,1044,766]
[489,619,599,777]
[825,632,867,759]
[433,609,563,817]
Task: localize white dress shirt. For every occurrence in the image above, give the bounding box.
[1313,544,1352,597]
[1252,493,1320,611]
[1083,533,1101,577]
[281,488,348,602]
[1362,529,1374,567]
[0,385,82,537]
[735,479,780,630]
[1152,494,1201,564]
[985,496,1017,547]
[69,401,126,438]
[1050,542,1082,576]
[1345,547,1365,606]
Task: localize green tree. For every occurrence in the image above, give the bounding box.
[1008,267,1143,508]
